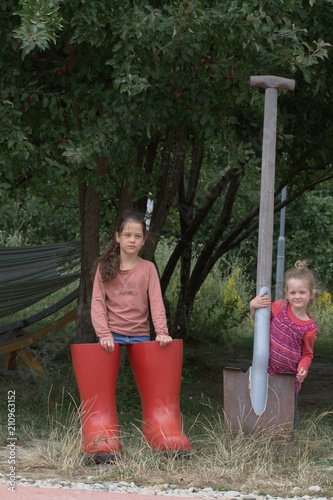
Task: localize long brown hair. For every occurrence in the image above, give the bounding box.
[92,210,147,282]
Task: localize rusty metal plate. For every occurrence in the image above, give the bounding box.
[223,367,295,437]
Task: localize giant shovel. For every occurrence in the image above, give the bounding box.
[223,76,295,436]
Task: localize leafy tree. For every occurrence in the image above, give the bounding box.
[1,0,332,341]
[284,187,333,291]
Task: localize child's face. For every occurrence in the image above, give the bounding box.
[116,222,145,257]
[285,278,313,312]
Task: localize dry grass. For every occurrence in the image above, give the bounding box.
[15,392,87,476]
[2,400,332,498]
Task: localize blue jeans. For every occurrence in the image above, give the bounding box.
[111,333,150,345]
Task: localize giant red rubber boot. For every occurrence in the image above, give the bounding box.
[71,343,122,463]
[127,340,191,455]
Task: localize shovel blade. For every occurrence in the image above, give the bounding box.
[223,367,294,437]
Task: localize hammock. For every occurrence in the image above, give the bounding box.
[0,241,80,319]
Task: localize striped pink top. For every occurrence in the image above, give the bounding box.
[268,299,317,393]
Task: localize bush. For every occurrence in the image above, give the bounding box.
[189,259,254,347]
[312,291,333,337]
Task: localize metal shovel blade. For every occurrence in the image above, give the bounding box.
[223,367,295,437]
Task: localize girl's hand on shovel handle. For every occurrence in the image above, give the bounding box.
[250,292,271,319]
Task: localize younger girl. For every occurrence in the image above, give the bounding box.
[250,261,318,394]
[91,210,172,350]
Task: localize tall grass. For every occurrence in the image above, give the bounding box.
[17,391,86,475]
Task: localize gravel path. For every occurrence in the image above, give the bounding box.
[0,475,331,500]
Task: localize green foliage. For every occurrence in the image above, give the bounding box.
[1,0,330,195]
[313,291,333,337]
[284,187,333,291]
[0,187,80,245]
[3,0,330,175]
[235,183,333,295]
[13,0,64,58]
[189,258,254,346]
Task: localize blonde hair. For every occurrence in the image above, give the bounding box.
[284,260,319,300]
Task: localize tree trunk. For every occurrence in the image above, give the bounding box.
[172,143,203,337]
[146,126,188,260]
[161,166,238,294]
[76,174,101,343]
[173,168,242,338]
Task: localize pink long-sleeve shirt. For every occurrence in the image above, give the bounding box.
[91,258,169,340]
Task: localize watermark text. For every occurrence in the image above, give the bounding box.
[7,390,16,492]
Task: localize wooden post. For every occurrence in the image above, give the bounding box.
[256,87,277,293]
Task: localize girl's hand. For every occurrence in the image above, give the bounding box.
[251,293,271,310]
[100,338,115,353]
[156,334,173,347]
[250,292,271,319]
[296,367,308,383]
